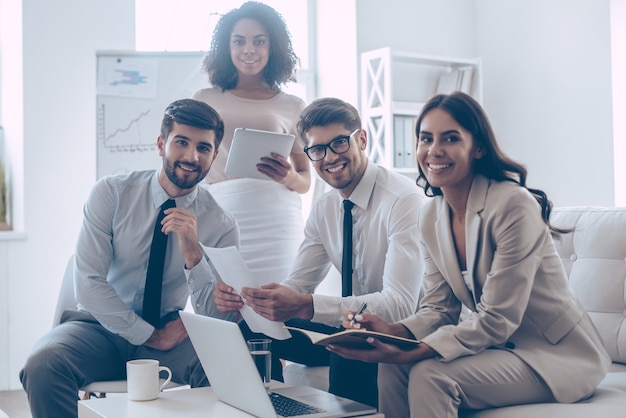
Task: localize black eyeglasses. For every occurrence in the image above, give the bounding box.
[304,129,360,161]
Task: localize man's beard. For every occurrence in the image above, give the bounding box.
[163,158,209,190]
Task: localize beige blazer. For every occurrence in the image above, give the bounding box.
[401,175,610,403]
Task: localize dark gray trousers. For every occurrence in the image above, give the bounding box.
[19,311,207,418]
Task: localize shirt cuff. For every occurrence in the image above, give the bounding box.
[120,318,154,346]
[184,256,214,292]
[310,294,343,326]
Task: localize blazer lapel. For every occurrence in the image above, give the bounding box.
[464,175,490,308]
[435,200,475,309]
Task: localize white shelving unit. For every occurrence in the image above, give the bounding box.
[360,47,482,176]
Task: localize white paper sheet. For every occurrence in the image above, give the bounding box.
[201,245,291,340]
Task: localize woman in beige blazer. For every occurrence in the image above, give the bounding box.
[328,92,610,418]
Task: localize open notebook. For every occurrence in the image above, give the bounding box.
[179,311,377,418]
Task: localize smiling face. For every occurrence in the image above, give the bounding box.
[416,108,484,198]
[305,123,368,198]
[229,18,270,79]
[157,122,218,197]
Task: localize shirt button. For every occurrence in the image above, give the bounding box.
[188,278,194,284]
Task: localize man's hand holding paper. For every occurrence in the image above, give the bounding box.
[214,282,244,312]
[201,245,291,340]
[240,283,314,322]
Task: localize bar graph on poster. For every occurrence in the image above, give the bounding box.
[96,51,206,179]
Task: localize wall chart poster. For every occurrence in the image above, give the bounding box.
[96,51,206,179]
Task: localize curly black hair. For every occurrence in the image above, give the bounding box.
[202,1,299,90]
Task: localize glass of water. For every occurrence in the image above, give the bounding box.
[247,339,272,389]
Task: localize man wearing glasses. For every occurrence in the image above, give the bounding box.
[215,97,424,407]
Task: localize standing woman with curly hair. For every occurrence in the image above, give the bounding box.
[193,1,310,284]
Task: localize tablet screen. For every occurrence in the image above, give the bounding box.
[224,128,295,180]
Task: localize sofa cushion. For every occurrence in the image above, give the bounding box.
[462,371,626,417]
[550,207,626,364]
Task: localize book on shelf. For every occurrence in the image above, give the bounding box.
[436,68,474,96]
[393,115,416,169]
[458,67,475,95]
[435,69,461,94]
[284,326,421,350]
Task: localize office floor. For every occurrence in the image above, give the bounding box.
[0,390,31,418]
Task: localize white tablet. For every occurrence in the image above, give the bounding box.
[224,128,296,180]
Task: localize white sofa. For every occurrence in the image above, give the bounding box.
[284,206,626,416]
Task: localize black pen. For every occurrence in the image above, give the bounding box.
[349,302,368,328]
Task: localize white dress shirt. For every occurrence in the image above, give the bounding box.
[74,170,239,345]
[283,160,425,326]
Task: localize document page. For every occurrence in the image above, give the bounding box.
[200,245,291,340]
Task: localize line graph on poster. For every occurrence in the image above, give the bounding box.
[96,51,206,179]
[97,104,156,153]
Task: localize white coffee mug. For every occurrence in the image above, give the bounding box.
[126,359,172,401]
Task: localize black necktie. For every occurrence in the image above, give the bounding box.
[342,199,355,297]
[143,199,176,327]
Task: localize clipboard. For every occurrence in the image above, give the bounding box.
[224,128,295,180]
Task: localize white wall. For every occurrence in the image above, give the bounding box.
[611,0,626,206]
[476,0,614,207]
[0,0,135,390]
[356,0,477,57]
[355,0,615,207]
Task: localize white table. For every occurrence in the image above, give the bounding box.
[78,386,384,418]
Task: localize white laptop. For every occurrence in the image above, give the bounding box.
[179,311,378,418]
[224,128,295,180]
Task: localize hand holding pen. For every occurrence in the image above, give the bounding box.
[349,302,368,328]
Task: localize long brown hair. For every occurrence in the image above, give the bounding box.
[415,92,567,238]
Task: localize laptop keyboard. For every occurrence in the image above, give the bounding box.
[269,392,326,417]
